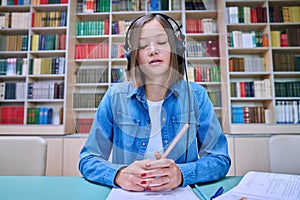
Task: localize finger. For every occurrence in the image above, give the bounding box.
[154,151,162,160]
[144,176,170,186]
[146,159,170,169]
[146,176,171,191]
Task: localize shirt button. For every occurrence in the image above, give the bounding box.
[164,140,168,144]
[142,142,146,146]
[162,118,166,122]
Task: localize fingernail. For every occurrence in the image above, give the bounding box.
[146,186,151,191]
[146,164,151,168]
[140,180,146,184]
[141,173,146,177]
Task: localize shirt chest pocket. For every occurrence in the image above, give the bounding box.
[171,111,197,134]
[114,111,146,149]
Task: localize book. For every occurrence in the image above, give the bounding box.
[215,171,300,200]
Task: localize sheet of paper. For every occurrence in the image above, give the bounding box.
[215,171,300,200]
[106,185,199,200]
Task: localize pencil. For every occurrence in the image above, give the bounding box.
[161,123,190,159]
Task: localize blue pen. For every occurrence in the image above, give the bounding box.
[194,184,210,200]
[210,186,224,199]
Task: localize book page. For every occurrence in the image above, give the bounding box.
[106,185,199,200]
[215,171,300,200]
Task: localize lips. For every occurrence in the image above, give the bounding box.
[149,59,163,65]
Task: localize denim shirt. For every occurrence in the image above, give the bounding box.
[79,80,231,187]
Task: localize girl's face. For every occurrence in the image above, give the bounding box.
[137,19,171,83]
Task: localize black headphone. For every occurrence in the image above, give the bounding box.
[124,13,186,71]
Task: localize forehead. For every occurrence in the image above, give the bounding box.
[139,19,168,37]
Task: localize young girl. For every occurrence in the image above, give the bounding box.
[79,13,231,192]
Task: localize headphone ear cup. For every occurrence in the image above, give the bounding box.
[124,50,132,71]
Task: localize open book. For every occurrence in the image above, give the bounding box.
[106,185,199,200]
[215,171,300,200]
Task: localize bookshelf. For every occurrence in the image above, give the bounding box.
[72,0,225,134]
[0,0,74,135]
[221,0,300,134]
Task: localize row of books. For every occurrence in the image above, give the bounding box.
[0,0,30,5]
[27,81,64,99]
[275,100,300,124]
[73,93,104,108]
[269,6,300,23]
[76,118,93,133]
[0,58,27,76]
[32,11,67,27]
[230,79,272,98]
[148,0,169,11]
[186,18,217,34]
[77,0,110,13]
[275,81,300,98]
[229,56,265,72]
[111,68,126,83]
[187,65,221,83]
[111,0,141,12]
[0,82,25,100]
[0,35,28,51]
[0,105,24,124]
[185,0,205,10]
[76,67,108,83]
[75,43,109,59]
[111,43,125,58]
[232,106,266,124]
[31,34,66,51]
[207,91,221,107]
[270,28,300,47]
[32,0,68,4]
[186,40,219,58]
[226,6,267,24]
[29,57,65,75]
[0,12,31,29]
[228,31,268,48]
[273,53,300,72]
[111,20,131,35]
[76,19,109,36]
[27,107,53,124]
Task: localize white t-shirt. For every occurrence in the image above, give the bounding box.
[144,99,164,160]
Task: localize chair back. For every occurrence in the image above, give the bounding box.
[269,135,300,175]
[0,136,47,176]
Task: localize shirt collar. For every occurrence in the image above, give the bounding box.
[127,80,186,101]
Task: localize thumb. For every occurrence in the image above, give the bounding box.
[154,151,162,160]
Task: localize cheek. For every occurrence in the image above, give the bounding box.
[137,51,147,65]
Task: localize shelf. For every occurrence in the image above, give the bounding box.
[0,125,66,135]
[230,72,271,77]
[273,72,300,78]
[0,28,29,34]
[231,97,273,101]
[186,33,219,41]
[0,5,30,12]
[185,10,218,18]
[0,75,26,80]
[228,48,269,54]
[227,23,268,32]
[230,124,300,134]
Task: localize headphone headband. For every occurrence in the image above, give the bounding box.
[124,13,185,52]
[124,13,186,72]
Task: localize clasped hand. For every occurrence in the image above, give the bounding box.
[114,152,183,192]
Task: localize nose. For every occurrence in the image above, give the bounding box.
[148,42,159,56]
